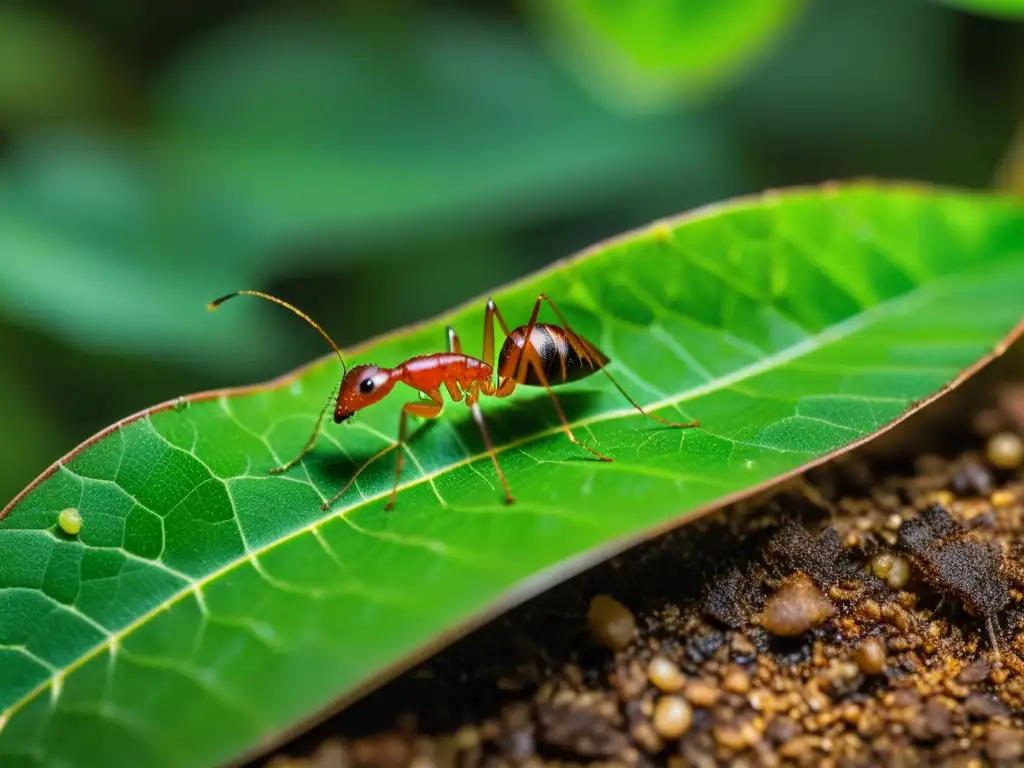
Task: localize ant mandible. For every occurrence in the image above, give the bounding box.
[209,291,700,511]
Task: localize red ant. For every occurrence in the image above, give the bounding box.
[209,291,700,511]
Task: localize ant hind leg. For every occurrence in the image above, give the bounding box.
[506,297,613,462]
[535,294,700,430]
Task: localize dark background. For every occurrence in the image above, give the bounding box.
[1,0,1022,505]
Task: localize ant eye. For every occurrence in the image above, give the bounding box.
[359,378,375,394]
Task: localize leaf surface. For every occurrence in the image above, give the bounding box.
[2,184,1023,767]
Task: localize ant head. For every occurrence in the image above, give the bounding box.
[334,364,395,423]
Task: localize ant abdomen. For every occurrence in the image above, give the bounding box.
[498,323,610,386]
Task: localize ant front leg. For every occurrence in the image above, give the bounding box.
[448,324,513,504]
[319,391,443,512]
[269,389,336,474]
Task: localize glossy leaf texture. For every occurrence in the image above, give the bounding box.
[526,0,805,106]
[2,184,1024,768]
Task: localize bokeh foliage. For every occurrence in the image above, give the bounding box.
[0,0,1022,506]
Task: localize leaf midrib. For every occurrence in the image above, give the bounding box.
[0,258,990,724]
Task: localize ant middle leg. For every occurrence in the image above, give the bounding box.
[483,296,611,461]
[446,325,462,355]
[385,394,444,511]
[449,324,513,504]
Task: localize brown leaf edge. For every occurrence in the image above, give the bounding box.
[1,181,1022,767]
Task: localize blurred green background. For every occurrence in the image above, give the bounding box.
[1,0,1022,505]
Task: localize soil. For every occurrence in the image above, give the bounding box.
[257,378,1024,768]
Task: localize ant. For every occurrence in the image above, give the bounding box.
[209,290,700,511]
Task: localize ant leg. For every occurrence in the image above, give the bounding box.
[465,382,514,504]
[524,360,613,461]
[321,442,399,511]
[591,366,698,428]
[385,394,444,511]
[488,296,611,460]
[320,391,443,512]
[536,294,699,429]
[450,322,513,502]
[443,325,466,403]
[270,389,335,474]
[446,325,462,354]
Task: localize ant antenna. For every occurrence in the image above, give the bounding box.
[208,290,347,376]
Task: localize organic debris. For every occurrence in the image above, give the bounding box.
[262,386,1024,768]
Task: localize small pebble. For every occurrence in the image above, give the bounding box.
[453,725,480,750]
[957,659,991,685]
[872,552,910,589]
[966,692,1009,718]
[714,721,759,751]
[887,555,910,589]
[630,721,662,753]
[972,409,1005,437]
[730,634,756,661]
[58,508,82,536]
[766,715,801,745]
[652,696,692,740]
[778,737,811,761]
[587,595,636,651]
[612,660,646,700]
[684,680,719,707]
[647,656,685,693]
[311,738,346,768]
[986,725,1024,761]
[952,459,994,495]
[871,552,894,579]
[749,689,776,713]
[761,573,835,637]
[986,432,1023,470]
[854,637,887,675]
[991,490,1016,508]
[722,666,751,695]
[264,757,312,768]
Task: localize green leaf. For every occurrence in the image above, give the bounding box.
[526,0,805,107]
[2,184,1022,768]
[155,10,737,246]
[0,5,120,126]
[0,11,739,360]
[933,0,1024,18]
[0,136,257,361]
